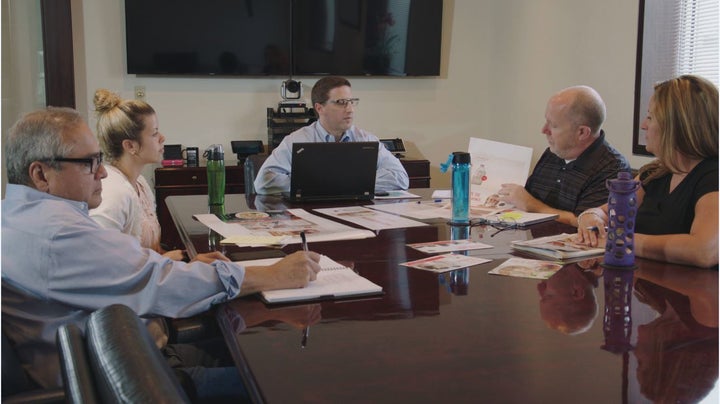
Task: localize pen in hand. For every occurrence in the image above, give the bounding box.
[300,231,310,349]
[300,231,309,252]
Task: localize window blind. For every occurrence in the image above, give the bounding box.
[676,0,719,84]
[633,0,719,155]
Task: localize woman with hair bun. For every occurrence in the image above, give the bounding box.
[90,89,184,260]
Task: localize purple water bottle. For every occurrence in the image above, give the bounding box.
[603,172,640,268]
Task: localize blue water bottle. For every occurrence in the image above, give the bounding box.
[450,152,471,224]
[204,144,226,206]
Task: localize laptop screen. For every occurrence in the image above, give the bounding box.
[289,142,379,202]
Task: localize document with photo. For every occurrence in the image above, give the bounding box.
[511,233,605,261]
[313,206,428,230]
[467,137,533,208]
[401,254,492,273]
[407,239,493,254]
[488,257,563,280]
[194,208,375,246]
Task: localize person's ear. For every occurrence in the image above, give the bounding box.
[28,161,51,192]
[122,139,139,156]
[577,125,592,140]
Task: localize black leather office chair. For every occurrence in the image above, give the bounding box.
[243,154,269,196]
[2,330,65,403]
[58,304,193,403]
[56,323,99,404]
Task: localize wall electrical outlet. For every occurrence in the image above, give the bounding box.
[134,85,146,100]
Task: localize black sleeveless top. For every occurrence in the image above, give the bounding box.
[636,158,718,235]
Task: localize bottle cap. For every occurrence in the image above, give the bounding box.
[606,171,639,193]
[452,152,470,164]
[204,144,224,160]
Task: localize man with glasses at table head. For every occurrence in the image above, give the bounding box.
[1,107,321,390]
[254,75,409,194]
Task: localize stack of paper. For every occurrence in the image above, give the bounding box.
[194,208,375,247]
[238,255,383,304]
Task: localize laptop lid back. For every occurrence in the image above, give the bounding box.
[289,142,379,202]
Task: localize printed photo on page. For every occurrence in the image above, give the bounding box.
[401,254,491,273]
[194,208,374,246]
[488,257,563,280]
[467,137,532,208]
[313,206,428,230]
[407,239,493,254]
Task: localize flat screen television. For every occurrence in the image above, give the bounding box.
[293,0,442,76]
[125,0,292,75]
[124,0,442,77]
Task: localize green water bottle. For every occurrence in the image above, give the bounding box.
[204,144,225,206]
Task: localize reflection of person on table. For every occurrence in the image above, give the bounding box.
[632,265,718,403]
[223,299,322,338]
[576,75,718,268]
[537,262,600,335]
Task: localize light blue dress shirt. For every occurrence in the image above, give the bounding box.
[1,184,247,387]
[254,121,410,195]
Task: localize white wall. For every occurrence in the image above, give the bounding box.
[9,0,655,191]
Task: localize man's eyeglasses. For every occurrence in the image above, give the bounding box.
[327,98,360,107]
[42,153,104,174]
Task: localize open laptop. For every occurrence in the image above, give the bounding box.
[285,142,379,202]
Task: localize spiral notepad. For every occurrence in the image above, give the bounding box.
[237,255,383,304]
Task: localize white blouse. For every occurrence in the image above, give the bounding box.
[90,165,162,251]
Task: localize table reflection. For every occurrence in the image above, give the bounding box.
[631,265,718,403]
[537,259,602,336]
[166,193,718,403]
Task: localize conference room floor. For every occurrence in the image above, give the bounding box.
[167,192,718,404]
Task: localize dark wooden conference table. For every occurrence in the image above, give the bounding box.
[166,191,718,404]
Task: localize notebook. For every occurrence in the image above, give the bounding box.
[285,142,379,202]
[238,255,384,304]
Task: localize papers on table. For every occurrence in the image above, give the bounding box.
[373,190,422,200]
[366,200,557,226]
[194,208,375,247]
[488,257,563,279]
[314,206,428,231]
[511,233,605,261]
[237,255,383,304]
[467,137,533,208]
[401,254,492,273]
[407,239,493,254]
[366,200,451,220]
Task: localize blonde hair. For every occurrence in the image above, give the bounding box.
[640,75,718,182]
[94,89,155,162]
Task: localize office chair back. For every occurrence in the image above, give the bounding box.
[85,304,191,403]
[57,323,99,404]
[244,154,268,196]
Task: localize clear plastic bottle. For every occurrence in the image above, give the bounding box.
[204,144,226,206]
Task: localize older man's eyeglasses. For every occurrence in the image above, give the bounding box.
[43,153,104,174]
[327,98,360,107]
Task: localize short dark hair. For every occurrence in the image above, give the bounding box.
[311,76,351,106]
